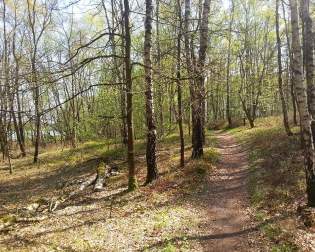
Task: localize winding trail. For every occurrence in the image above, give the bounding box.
[202,131,257,251]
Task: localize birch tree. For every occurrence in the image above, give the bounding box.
[276,0,292,136]
[144,0,158,183]
[290,0,315,206]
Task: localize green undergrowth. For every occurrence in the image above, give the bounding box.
[7,127,212,184]
[203,147,220,164]
[227,116,302,252]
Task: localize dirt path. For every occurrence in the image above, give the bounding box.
[202,131,257,252]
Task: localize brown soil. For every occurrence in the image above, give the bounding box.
[200,131,259,252]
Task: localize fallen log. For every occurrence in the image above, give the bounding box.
[79,174,97,191]
[94,162,106,192]
[0,214,48,232]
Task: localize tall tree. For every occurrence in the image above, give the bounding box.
[176,0,185,167]
[226,0,234,128]
[282,0,298,125]
[1,0,12,173]
[144,0,158,183]
[276,0,292,136]
[124,0,137,191]
[155,0,164,137]
[290,0,315,206]
[301,0,315,142]
[184,0,196,148]
[26,0,52,163]
[191,0,211,158]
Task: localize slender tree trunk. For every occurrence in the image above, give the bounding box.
[200,0,211,143]
[176,0,185,167]
[33,62,40,164]
[290,0,315,207]
[124,0,137,191]
[156,0,164,137]
[120,1,128,145]
[276,0,292,136]
[144,0,158,183]
[2,0,11,171]
[16,91,25,148]
[282,0,298,125]
[184,0,196,148]
[226,0,234,128]
[12,21,26,157]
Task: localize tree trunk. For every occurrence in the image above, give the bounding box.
[226,0,234,128]
[276,0,292,136]
[16,91,25,150]
[156,0,164,137]
[176,0,185,167]
[144,0,158,184]
[282,0,298,125]
[290,0,315,207]
[184,0,196,148]
[301,0,315,142]
[192,0,210,159]
[124,0,138,191]
[33,74,40,164]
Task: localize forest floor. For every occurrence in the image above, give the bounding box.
[227,117,315,252]
[1,117,315,251]
[0,127,261,252]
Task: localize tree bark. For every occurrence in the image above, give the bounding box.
[144,0,158,183]
[184,0,196,148]
[192,0,211,159]
[176,0,185,167]
[282,0,298,125]
[276,0,292,136]
[290,0,315,207]
[156,0,164,137]
[123,0,138,191]
[226,0,234,128]
[301,0,315,142]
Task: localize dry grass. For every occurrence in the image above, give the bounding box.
[0,131,219,251]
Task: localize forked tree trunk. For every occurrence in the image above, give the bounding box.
[290,0,315,206]
[144,0,158,183]
[12,31,26,157]
[124,0,138,191]
[276,0,292,136]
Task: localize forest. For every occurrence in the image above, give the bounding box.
[0,0,315,251]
